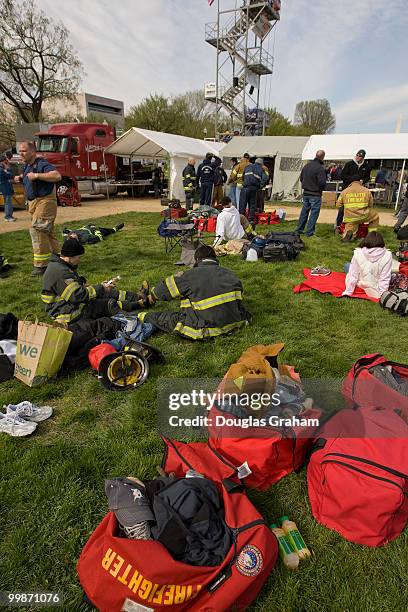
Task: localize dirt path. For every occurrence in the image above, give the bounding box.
[0,197,398,234]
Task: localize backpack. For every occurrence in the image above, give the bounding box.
[307,406,408,547]
[341,353,408,419]
[157,218,181,238]
[242,237,266,260]
[389,272,408,291]
[397,226,408,241]
[77,438,278,612]
[379,289,408,315]
[265,231,305,251]
[263,241,298,262]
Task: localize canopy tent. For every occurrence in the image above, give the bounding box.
[220,136,309,197]
[303,133,408,208]
[105,127,224,200]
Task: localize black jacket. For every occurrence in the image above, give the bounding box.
[197,158,217,185]
[242,162,269,189]
[182,163,197,192]
[300,158,327,196]
[341,159,371,189]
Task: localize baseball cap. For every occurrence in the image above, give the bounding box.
[356,149,366,158]
[105,477,154,526]
[255,157,263,164]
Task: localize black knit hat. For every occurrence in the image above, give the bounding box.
[61,238,85,257]
[194,244,217,262]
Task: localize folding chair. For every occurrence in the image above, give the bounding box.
[162,222,196,254]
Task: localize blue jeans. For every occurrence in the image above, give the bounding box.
[227,184,237,207]
[344,263,350,273]
[296,195,322,236]
[3,194,13,219]
[235,185,242,208]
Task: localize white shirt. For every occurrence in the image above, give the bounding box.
[213,206,245,245]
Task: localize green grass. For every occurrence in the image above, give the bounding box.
[0,212,407,612]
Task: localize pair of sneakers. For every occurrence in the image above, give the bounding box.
[310,265,331,277]
[0,401,53,437]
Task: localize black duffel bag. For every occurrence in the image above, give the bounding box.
[263,240,299,262]
[265,231,305,251]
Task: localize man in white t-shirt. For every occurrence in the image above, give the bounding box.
[213,196,254,246]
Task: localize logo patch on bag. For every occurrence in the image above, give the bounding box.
[235,545,263,577]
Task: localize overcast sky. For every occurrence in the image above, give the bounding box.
[39,0,408,133]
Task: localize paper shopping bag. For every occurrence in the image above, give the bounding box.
[15,320,73,387]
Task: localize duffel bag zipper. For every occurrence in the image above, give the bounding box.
[208,440,239,476]
[207,519,268,593]
[351,356,408,397]
[321,460,407,495]
[325,452,408,480]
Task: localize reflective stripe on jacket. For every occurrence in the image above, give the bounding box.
[337,181,374,223]
[182,164,197,192]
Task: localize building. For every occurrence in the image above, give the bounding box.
[43,92,125,128]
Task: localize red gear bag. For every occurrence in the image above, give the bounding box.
[307,406,408,546]
[77,437,278,611]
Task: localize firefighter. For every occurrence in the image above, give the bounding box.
[197,153,217,207]
[239,157,269,224]
[182,158,197,211]
[228,153,250,206]
[336,176,379,242]
[41,238,152,324]
[139,244,250,340]
[256,162,270,213]
[16,141,61,276]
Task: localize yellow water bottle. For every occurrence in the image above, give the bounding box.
[270,524,299,570]
[280,516,311,560]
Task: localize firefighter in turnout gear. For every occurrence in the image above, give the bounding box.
[41,238,153,324]
[182,158,197,211]
[139,244,250,340]
[239,158,269,223]
[336,177,379,242]
[228,153,250,207]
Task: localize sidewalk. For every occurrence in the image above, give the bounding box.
[0,197,398,235]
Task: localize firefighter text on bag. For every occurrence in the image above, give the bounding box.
[15,319,72,387]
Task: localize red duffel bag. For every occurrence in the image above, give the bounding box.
[307,406,408,547]
[77,438,278,612]
[342,353,408,419]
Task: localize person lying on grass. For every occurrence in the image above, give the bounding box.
[342,231,392,299]
[139,244,250,340]
[41,237,153,324]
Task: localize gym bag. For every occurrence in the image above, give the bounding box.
[307,406,408,546]
[379,288,408,316]
[342,353,408,419]
[242,237,266,260]
[263,241,298,262]
[77,437,278,612]
[208,343,321,489]
[265,231,305,251]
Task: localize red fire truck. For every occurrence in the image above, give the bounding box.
[36,123,159,206]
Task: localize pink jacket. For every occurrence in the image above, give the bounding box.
[343,247,392,299]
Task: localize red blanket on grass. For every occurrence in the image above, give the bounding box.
[293,269,379,302]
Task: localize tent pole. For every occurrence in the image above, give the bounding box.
[130,155,134,198]
[103,151,109,200]
[395,158,406,210]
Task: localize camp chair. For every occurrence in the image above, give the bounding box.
[162,221,196,254]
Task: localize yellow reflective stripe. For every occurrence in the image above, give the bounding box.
[138,311,148,322]
[189,291,242,311]
[174,322,204,339]
[174,319,245,340]
[33,253,51,261]
[165,275,180,299]
[205,321,245,337]
[344,202,369,209]
[54,305,84,323]
[87,285,97,299]
[41,293,55,304]
[117,301,123,309]
[118,290,126,301]
[180,299,191,308]
[60,281,81,301]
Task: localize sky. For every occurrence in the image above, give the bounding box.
[39,0,408,133]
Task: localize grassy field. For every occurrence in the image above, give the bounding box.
[0,211,407,612]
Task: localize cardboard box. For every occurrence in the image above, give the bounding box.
[322,191,338,206]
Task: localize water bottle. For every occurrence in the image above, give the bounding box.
[270,524,299,570]
[280,516,311,560]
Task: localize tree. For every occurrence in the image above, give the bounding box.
[0,0,83,123]
[293,99,336,134]
[265,107,295,136]
[0,103,16,148]
[125,94,181,133]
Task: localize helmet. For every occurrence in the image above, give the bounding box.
[98,350,149,391]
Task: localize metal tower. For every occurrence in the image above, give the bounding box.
[205,1,281,138]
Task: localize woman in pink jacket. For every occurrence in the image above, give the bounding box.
[343,232,392,299]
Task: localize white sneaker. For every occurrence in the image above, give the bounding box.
[5,401,53,422]
[0,412,37,437]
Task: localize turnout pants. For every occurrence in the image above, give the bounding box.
[141,311,181,334]
[75,288,145,322]
[200,183,213,207]
[28,196,60,268]
[239,186,258,223]
[185,190,194,211]
[343,210,379,238]
[212,185,224,205]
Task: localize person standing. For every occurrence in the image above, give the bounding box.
[336,176,379,242]
[212,159,227,206]
[229,153,250,207]
[152,165,163,198]
[226,157,238,206]
[182,158,196,211]
[256,161,270,212]
[296,150,326,238]
[239,157,269,224]
[16,141,61,276]
[0,154,16,222]
[336,149,371,231]
[197,153,216,207]
[394,183,408,233]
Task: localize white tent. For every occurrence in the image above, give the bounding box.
[220,136,309,197]
[105,127,224,200]
[302,134,408,160]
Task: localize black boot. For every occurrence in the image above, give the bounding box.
[31,267,46,276]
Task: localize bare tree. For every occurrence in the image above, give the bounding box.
[0,0,83,122]
[294,99,336,134]
[0,103,16,148]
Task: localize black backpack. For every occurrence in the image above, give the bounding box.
[265,231,305,252]
[263,241,299,262]
[379,289,408,316]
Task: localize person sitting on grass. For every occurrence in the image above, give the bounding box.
[138,244,250,340]
[213,196,255,246]
[342,231,392,299]
[41,238,153,324]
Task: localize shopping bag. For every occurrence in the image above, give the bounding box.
[15,319,73,387]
